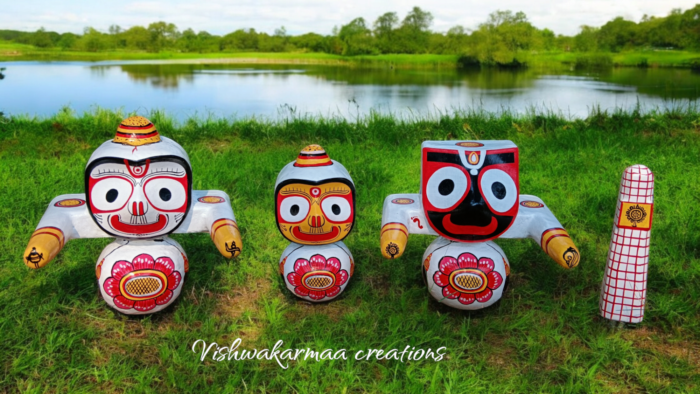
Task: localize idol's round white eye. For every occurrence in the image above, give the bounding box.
[426,166,468,209]
[279,196,310,223]
[90,178,132,211]
[144,178,187,210]
[480,169,517,213]
[321,196,352,222]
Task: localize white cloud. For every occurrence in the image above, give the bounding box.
[0,0,697,36]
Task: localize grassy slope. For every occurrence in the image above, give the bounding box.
[0,41,458,67]
[538,50,700,68]
[1,109,700,392]
[3,40,700,68]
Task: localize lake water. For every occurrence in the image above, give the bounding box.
[1,60,699,119]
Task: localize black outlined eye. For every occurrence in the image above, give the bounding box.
[426,167,468,209]
[145,178,187,210]
[321,196,351,222]
[480,169,517,213]
[279,196,309,223]
[90,178,132,211]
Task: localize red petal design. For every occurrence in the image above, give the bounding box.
[336,270,349,286]
[433,272,450,288]
[475,288,493,303]
[293,258,311,275]
[168,271,182,290]
[309,254,326,271]
[132,253,155,271]
[325,286,341,298]
[154,256,175,276]
[477,257,495,274]
[325,257,341,274]
[308,290,326,300]
[287,272,302,287]
[156,289,173,305]
[103,278,120,297]
[294,286,309,296]
[134,299,156,312]
[111,260,134,281]
[442,285,460,299]
[113,295,134,309]
[458,293,476,305]
[458,253,478,269]
[439,256,459,275]
[487,271,503,290]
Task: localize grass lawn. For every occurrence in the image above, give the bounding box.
[537,50,700,68]
[3,38,700,70]
[1,108,699,392]
[0,41,458,68]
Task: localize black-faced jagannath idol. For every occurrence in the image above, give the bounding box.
[380,140,580,310]
[23,116,242,315]
[275,145,355,302]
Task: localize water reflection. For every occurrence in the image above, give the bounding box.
[1,60,699,119]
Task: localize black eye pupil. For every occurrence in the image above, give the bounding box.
[290,205,300,216]
[438,179,455,196]
[106,189,118,203]
[159,188,172,201]
[492,182,506,199]
[332,204,341,215]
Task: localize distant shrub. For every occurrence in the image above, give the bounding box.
[574,53,613,69]
[457,55,480,68]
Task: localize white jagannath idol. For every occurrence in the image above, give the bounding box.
[23,116,243,315]
[275,145,355,302]
[380,140,580,310]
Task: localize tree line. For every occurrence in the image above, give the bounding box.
[2,5,700,66]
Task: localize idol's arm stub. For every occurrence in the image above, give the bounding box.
[503,195,580,269]
[211,219,242,259]
[541,228,580,269]
[24,227,65,269]
[23,194,109,269]
[380,223,408,259]
[380,193,429,259]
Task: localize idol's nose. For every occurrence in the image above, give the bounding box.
[307,215,325,228]
[129,200,148,216]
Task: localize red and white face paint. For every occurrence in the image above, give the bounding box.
[87,158,191,238]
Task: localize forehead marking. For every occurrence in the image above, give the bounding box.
[125,159,150,178]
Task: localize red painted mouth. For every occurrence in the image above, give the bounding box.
[292,226,340,242]
[442,215,498,236]
[110,214,168,235]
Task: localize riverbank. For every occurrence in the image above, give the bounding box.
[1,109,699,392]
[0,41,459,68]
[3,40,700,69]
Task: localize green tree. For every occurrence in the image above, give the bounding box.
[473,10,537,66]
[374,12,398,37]
[540,28,556,50]
[573,25,598,52]
[290,32,326,52]
[392,7,433,53]
[429,25,470,54]
[147,21,179,52]
[220,28,259,51]
[597,17,637,51]
[31,27,53,48]
[78,27,108,52]
[122,26,150,50]
[57,33,78,50]
[373,11,399,52]
[338,17,376,55]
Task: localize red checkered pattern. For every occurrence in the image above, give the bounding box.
[599,165,654,323]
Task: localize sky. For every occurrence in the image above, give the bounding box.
[1,0,698,37]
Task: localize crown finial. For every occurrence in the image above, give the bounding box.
[294,144,332,167]
[114,116,161,146]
